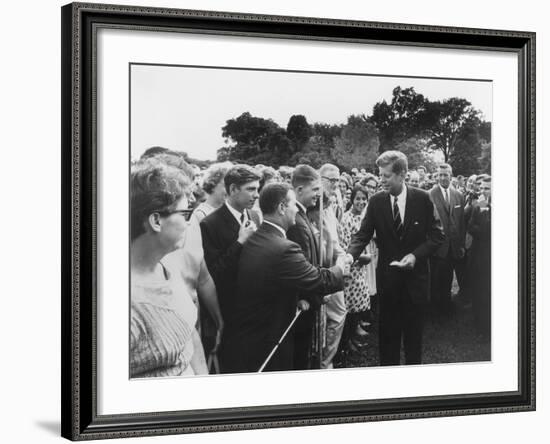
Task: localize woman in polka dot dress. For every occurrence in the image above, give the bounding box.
[337,184,372,352]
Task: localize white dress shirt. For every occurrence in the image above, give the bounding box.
[391,184,407,221]
[225,201,249,225]
[439,184,451,206]
[263,220,287,238]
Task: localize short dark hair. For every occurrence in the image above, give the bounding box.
[224,164,261,194]
[349,184,369,205]
[376,150,408,175]
[360,173,378,187]
[130,158,191,240]
[259,183,292,215]
[438,163,453,175]
[291,164,320,188]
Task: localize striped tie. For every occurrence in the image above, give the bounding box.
[393,196,403,238]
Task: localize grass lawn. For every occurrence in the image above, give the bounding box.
[334,282,491,368]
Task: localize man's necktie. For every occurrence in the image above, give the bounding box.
[444,188,450,211]
[393,196,403,238]
[240,212,245,225]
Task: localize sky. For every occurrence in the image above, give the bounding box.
[131,64,492,161]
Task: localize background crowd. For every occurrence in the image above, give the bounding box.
[129,146,491,378]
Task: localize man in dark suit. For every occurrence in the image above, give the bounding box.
[200,165,261,371]
[286,165,322,369]
[225,183,348,373]
[347,151,444,365]
[429,163,466,314]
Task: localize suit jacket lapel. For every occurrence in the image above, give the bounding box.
[300,209,320,265]
[300,209,319,247]
[437,186,452,215]
[220,203,240,233]
[402,186,414,236]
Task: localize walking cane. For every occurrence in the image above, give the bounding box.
[258,308,303,373]
[311,193,327,368]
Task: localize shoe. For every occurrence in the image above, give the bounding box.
[355,325,370,337]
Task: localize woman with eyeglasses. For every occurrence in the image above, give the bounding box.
[130,158,208,378]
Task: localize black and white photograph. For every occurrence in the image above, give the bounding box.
[129,64,493,378]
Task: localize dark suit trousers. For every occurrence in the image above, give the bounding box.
[379,286,424,366]
[430,251,461,311]
[293,310,314,370]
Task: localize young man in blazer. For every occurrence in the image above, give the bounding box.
[286,164,322,369]
[429,163,466,315]
[200,164,261,372]
[225,183,348,373]
[347,151,444,365]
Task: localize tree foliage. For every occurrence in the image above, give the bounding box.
[394,138,437,172]
[215,87,491,176]
[369,86,429,151]
[424,98,481,162]
[331,115,379,171]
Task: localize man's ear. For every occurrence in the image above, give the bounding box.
[147,212,162,233]
[228,183,238,195]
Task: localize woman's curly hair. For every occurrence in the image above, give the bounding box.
[130,158,191,240]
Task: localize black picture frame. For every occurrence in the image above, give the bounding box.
[61,2,536,440]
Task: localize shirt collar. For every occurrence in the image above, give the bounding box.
[225,201,247,224]
[296,200,307,214]
[263,220,287,238]
[391,183,407,202]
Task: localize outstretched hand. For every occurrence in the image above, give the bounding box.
[390,253,416,270]
[355,254,372,266]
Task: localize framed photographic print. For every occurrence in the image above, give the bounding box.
[61,2,535,440]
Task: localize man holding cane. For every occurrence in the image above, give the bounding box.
[225,183,349,373]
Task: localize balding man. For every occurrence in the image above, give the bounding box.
[225,183,346,373]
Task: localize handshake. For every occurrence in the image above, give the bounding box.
[335,254,354,277]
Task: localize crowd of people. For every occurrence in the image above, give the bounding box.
[129,146,492,378]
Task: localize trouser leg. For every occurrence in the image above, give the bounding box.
[402,297,424,365]
[293,310,314,370]
[321,291,347,369]
[432,255,454,312]
[378,293,401,366]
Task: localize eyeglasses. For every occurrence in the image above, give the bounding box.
[321,176,340,184]
[157,209,194,221]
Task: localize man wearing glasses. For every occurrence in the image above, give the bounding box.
[318,163,354,368]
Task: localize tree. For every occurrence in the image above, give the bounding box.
[448,120,483,175]
[331,115,379,171]
[286,115,312,152]
[217,112,283,164]
[425,98,480,162]
[394,137,437,172]
[369,86,429,151]
[289,135,333,168]
[478,142,491,174]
